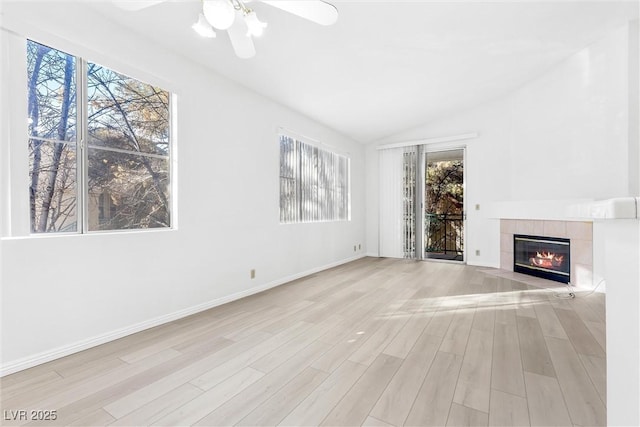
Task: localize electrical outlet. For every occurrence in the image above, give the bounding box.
[475,204,480,210]
[475,250,480,256]
[250,269,256,279]
[353,245,357,252]
[358,244,361,250]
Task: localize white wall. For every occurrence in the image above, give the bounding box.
[366,22,635,269]
[0,3,365,374]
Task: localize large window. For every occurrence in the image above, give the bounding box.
[27,39,171,233]
[279,134,350,223]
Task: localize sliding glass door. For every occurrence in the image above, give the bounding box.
[378,145,465,262]
[424,149,465,261]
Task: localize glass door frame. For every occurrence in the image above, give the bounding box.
[418,144,467,263]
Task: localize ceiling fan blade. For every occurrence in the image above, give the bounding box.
[112,0,167,11]
[227,14,256,58]
[261,1,338,26]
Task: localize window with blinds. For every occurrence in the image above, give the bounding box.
[279,134,350,223]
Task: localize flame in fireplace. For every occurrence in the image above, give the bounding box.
[530,251,564,269]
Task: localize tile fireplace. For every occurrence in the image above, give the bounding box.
[500,219,593,287]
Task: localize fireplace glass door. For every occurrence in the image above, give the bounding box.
[513,234,570,283]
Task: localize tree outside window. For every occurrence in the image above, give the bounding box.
[27,39,172,233]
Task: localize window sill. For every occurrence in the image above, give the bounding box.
[1,227,176,241]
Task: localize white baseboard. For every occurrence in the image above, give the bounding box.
[467,260,500,269]
[365,252,379,257]
[0,254,366,377]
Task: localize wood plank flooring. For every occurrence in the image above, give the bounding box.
[0,257,606,426]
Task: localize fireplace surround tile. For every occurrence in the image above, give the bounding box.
[543,220,567,238]
[500,219,516,234]
[501,251,514,271]
[566,221,593,240]
[501,233,513,253]
[572,239,594,265]
[516,219,544,236]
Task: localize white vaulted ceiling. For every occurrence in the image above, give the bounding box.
[25,1,640,142]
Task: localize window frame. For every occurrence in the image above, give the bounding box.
[25,38,174,235]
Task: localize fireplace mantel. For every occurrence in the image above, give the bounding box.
[487,197,640,221]
[568,197,640,219]
[486,199,594,221]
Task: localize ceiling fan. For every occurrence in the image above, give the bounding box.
[113,0,339,58]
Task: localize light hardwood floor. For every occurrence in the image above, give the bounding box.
[0,258,606,426]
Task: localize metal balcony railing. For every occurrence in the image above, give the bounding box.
[425,213,464,258]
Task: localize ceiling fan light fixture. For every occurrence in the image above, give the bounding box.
[192,13,217,38]
[115,0,339,59]
[244,10,267,37]
[203,0,236,30]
